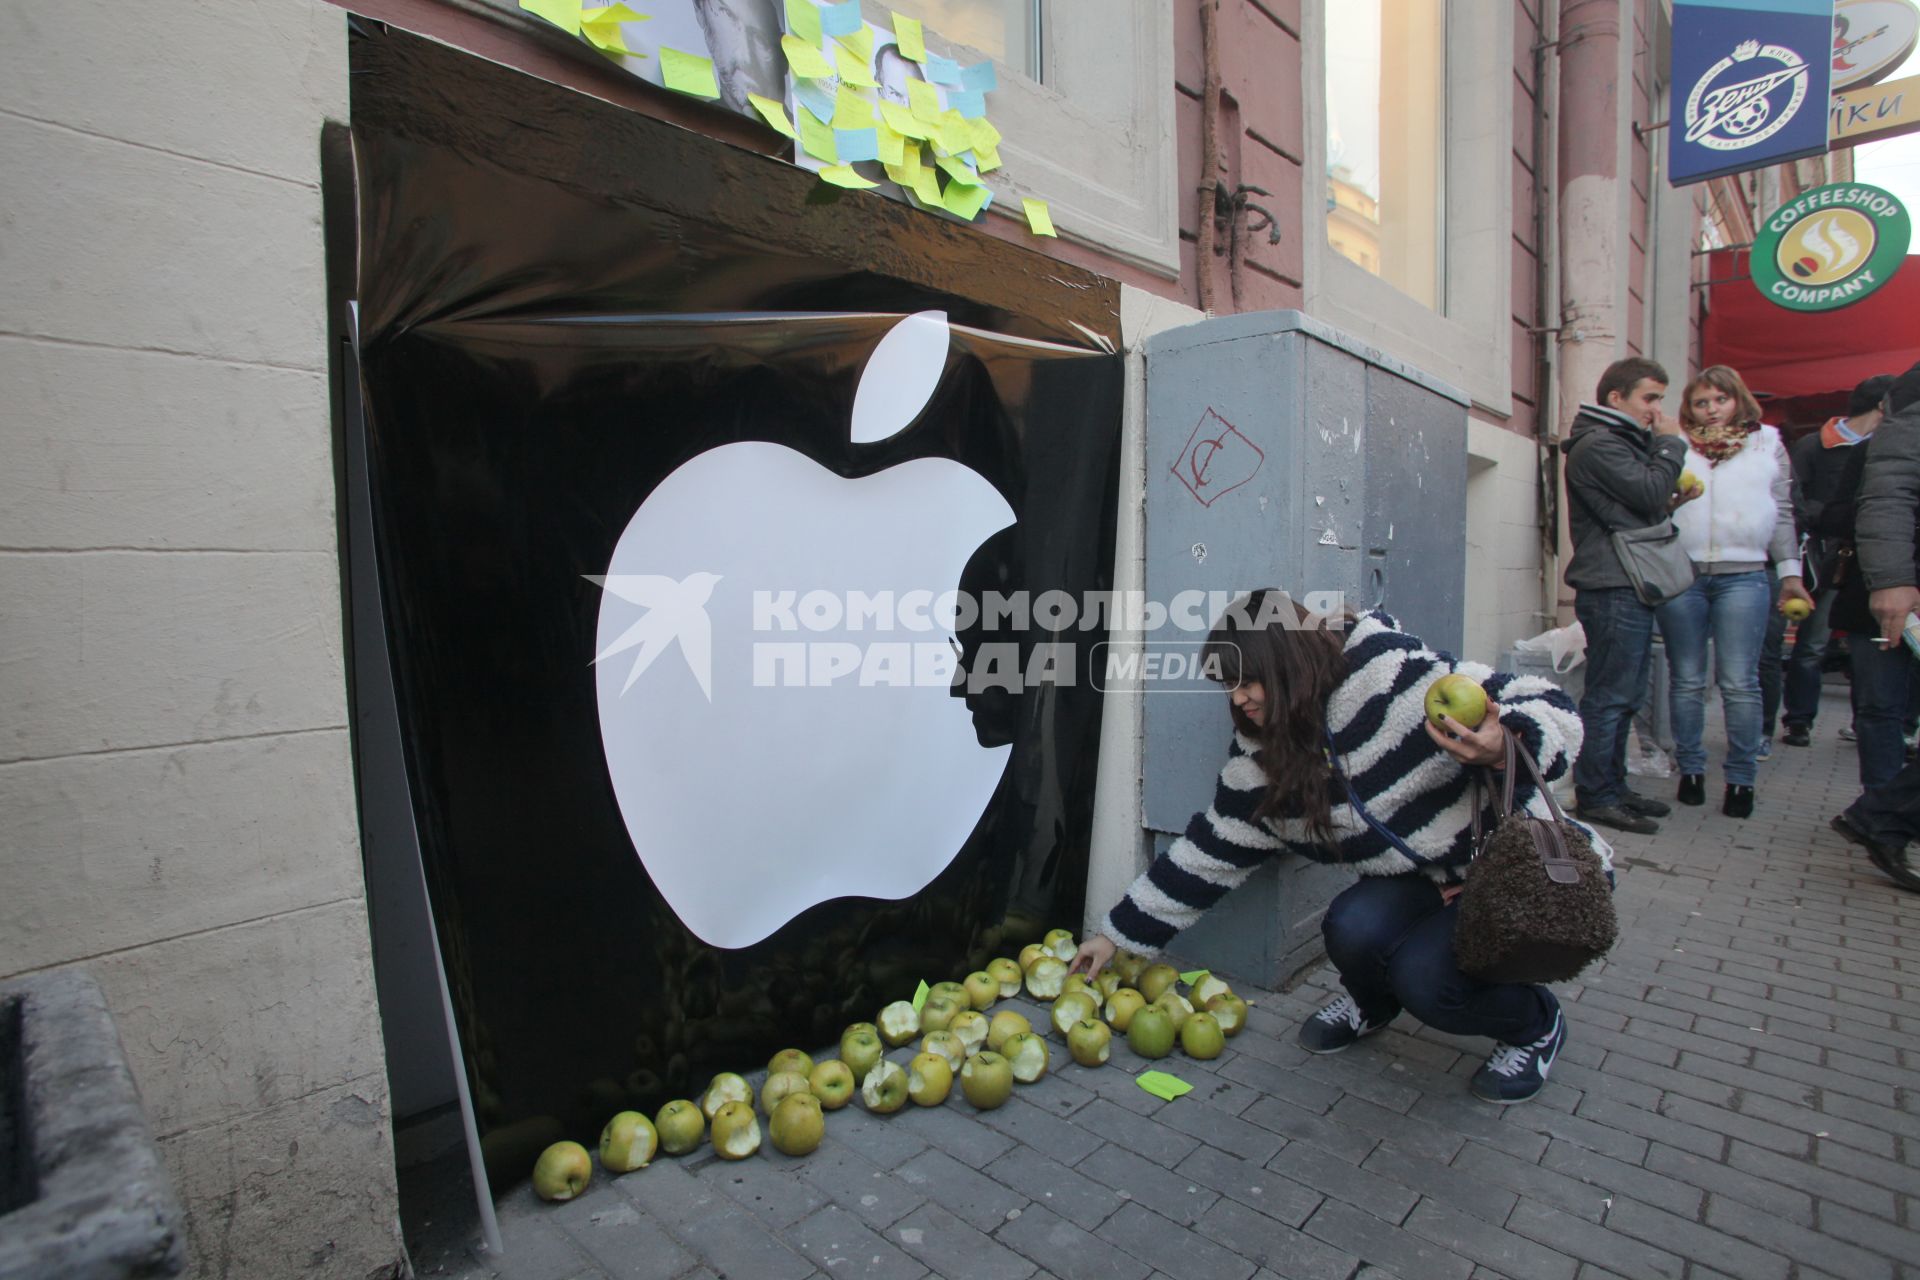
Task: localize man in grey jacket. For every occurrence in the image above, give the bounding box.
[1562,357,1695,834]
[1833,363,1920,890]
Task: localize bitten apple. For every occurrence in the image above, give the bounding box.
[948,1010,990,1054]
[700,1073,752,1120]
[532,1140,593,1201]
[861,1059,910,1113]
[1137,964,1179,1003]
[908,1051,954,1105]
[1050,992,1099,1038]
[987,957,1024,996]
[599,1111,657,1173]
[963,971,1000,1010]
[987,1010,1032,1052]
[1001,1031,1050,1083]
[877,1000,921,1046]
[710,1101,762,1159]
[1067,1018,1112,1067]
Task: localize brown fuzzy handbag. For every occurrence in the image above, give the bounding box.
[1453,736,1618,984]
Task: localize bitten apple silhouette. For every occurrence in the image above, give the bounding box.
[593,311,1017,950]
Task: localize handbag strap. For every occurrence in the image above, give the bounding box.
[1325,733,1430,867]
[1468,732,1585,885]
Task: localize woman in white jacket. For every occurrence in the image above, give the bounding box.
[1661,366,1813,817]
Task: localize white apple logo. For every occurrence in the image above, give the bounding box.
[592,311,1016,949]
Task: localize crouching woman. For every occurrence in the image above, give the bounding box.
[1070,591,1607,1104]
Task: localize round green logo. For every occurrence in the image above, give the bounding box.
[1750,182,1911,312]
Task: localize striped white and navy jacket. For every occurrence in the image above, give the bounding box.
[1103,610,1606,956]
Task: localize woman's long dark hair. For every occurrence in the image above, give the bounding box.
[1202,590,1352,843]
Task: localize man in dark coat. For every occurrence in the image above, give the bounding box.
[1562,357,1695,833]
[1832,363,1920,891]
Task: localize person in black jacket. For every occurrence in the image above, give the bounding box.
[1561,358,1697,834]
[1780,375,1895,746]
[1830,363,1920,890]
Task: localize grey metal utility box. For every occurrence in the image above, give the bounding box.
[1141,310,1469,988]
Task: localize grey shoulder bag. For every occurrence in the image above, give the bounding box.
[1570,433,1697,607]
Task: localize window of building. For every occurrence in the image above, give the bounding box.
[885,0,1043,83]
[1324,0,1447,310]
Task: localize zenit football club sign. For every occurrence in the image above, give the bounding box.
[1670,1,1835,186]
[1751,182,1911,310]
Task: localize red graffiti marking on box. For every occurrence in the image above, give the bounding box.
[1172,408,1264,507]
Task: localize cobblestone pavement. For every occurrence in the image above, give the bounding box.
[410,699,1920,1280]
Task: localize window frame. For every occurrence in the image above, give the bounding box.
[1301,0,1514,411]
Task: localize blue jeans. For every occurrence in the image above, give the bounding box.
[1322,875,1558,1046]
[1657,571,1770,786]
[1573,587,1657,810]
[1850,635,1914,789]
[1781,588,1839,731]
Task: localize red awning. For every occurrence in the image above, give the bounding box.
[1702,248,1920,403]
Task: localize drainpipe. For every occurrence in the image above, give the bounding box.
[1535,0,1563,630]
[1554,0,1625,622]
[1197,0,1222,315]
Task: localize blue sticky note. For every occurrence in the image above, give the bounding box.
[924,53,963,85]
[960,60,997,93]
[794,79,837,124]
[834,127,880,161]
[947,90,985,118]
[818,0,861,36]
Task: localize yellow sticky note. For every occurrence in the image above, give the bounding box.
[782,32,835,78]
[1136,1070,1193,1101]
[974,142,1002,172]
[581,2,648,23]
[797,110,838,161]
[784,0,822,45]
[875,119,907,166]
[520,0,582,35]
[748,93,797,138]
[936,154,980,186]
[832,86,876,129]
[938,108,973,149]
[835,42,877,88]
[907,78,943,123]
[912,166,944,207]
[659,47,720,97]
[836,24,875,62]
[880,100,931,140]
[892,12,926,61]
[943,180,990,219]
[911,980,931,1011]
[820,163,881,189]
[885,140,922,186]
[583,22,633,54]
[968,117,1002,152]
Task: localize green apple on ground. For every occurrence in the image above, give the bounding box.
[1002,1031,1050,1083]
[1094,971,1123,1000]
[1050,992,1098,1038]
[948,1010,990,1054]
[1042,928,1077,961]
[598,1111,657,1173]
[1190,974,1231,1006]
[908,1051,954,1105]
[877,1000,921,1046]
[931,981,969,1005]
[1058,973,1100,1006]
[768,1094,824,1156]
[531,1140,593,1201]
[920,1030,965,1069]
[653,1100,705,1154]
[987,1010,1032,1052]
[919,993,963,1033]
[1180,1011,1226,1059]
[1018,943,1047,971]
[959,1050,1015,1109]
[840,1025,885,1082]
[1204,993,1249,1037]
[761,1071,812,1115]
[860,1059,910,1113]
[1104,988,1147,1031]
[808,1060,856,1110]
[1137,964,1179,1003]
[962,971,1000,1010]
[767,1048,814,1079]
[1424,674,1488,731]
[1112,951,1147,986]
[710,1101,762,1159]
[1024,956,1069,999]
[987,957,1024,996]
[1151,992,1195,1033]
[1067,1018,1112,1067]
[1127,1006,1176,1059]
[700,1072,752,1120]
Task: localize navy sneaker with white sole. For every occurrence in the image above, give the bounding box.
[1296,994,1395,1054]
[1470,1009,1566,1104]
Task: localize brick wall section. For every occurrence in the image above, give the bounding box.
[0,3,405,1277]
[1172,0,1307,313]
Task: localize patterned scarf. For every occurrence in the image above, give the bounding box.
[1687,419,1758,466]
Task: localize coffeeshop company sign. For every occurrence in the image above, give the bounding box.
[1752,182,1911,311]
[1669,1,1835,186]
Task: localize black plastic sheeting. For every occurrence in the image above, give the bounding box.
[349,57,1122,1185]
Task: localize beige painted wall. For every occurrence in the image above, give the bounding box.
[1464,416,1551,668]
[0,3,404,1276]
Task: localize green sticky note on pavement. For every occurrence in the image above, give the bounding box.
[659,47,720,98]
[1136,1071,1193,1101]
[912,980,930,1012]
[1180,969,1210,986]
